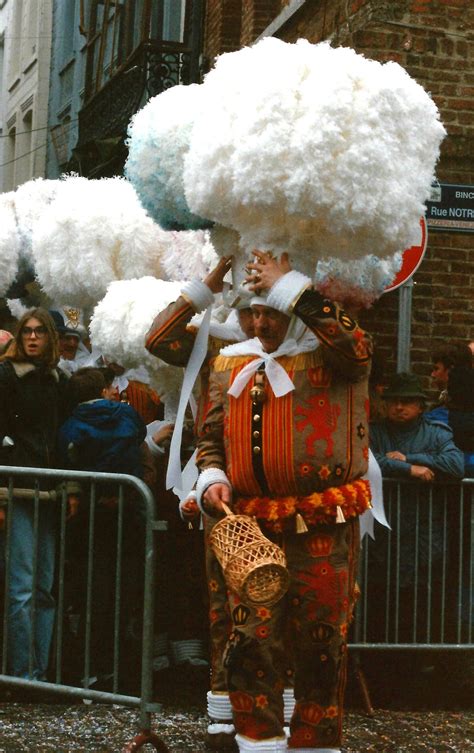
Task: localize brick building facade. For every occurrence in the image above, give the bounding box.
[203,0,474,399]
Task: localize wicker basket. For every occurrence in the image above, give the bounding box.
[209,504,290,607]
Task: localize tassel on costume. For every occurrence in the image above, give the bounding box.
[336,505,346,523]
[295,512,308,533]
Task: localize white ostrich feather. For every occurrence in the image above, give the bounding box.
[125,84,212,230]
[0,193,21,297]
[184,39,445,263]
[89,277,184,375]
[314,252,403,308]
[6,298,30,320]
[14,177,58,261]
[161,229,218,281]
[32,176,168,307]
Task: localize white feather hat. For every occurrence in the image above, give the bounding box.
[0,192,21,297]
[184,39,445,265]
[89,276,183,375]
[161,229,219,282]
[32,175,168,307]
[125,83,212,231]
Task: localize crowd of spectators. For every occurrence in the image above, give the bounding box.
[0,305,206,694]
[0,292,471,708]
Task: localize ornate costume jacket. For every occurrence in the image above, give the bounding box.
[145,292,231,432]
[197,286,373,528]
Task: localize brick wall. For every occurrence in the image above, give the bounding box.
[241,0,282,45]
[203,0,243,67]
[202,0,474,398]
[204,0,288,62]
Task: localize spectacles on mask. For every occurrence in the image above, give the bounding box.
[21,326,47,338]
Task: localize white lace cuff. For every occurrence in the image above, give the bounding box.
[265,270,312,314]
[181,280,215,313]
[196,467,231,513]
[145,434,165,457]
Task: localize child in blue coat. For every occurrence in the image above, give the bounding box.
[59,367,146,479]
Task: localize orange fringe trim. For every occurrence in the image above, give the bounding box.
[234,479,372,533]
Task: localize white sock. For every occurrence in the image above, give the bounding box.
[283,687,295,724]
[288,748,340,752]
[207,722,235,735]
[207,690,233,721]
[235,733,288,752]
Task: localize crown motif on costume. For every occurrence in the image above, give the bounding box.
[306,534,333,558]
[232,604,250,626]
[230,691,254,713]
[298,701,325,726]
[310,622,335,643]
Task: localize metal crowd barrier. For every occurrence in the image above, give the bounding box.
[0,465,169,753]
[352,477,473,651]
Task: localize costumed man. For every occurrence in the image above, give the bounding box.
[49,308,82,364]
[49,305,101,375]
[195,252,373,753]
[145,257,256,749]
[104,360,163,424]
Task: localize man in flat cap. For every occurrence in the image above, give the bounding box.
[370,372,464,481]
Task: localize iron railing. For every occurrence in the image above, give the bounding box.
[0,465,168,752]
[352,477,473,651]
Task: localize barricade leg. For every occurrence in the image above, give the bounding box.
[350,650,374,716]
[122,731,171,752]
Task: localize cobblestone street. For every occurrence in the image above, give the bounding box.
[0,659,472,752]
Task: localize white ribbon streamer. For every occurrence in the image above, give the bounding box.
[166,305,212,490]
[173,449,199,502]
[359,449,390,541]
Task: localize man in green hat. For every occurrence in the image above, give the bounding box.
[370,372,464,480]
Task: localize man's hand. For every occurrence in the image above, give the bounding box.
[204,257,233,294]
[410,465,435,482]
[246,250,291,292]
[180,497,199,520]
[386,451,407,461]
[203,482,232,516]
[153,424,174,448]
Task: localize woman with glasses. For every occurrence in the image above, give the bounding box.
[0,308,71,681]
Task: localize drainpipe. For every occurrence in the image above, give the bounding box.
[397,279,413,373]
[189,0,204,82]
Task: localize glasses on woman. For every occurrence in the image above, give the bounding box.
[21,326,47,338]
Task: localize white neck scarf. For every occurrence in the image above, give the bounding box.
[222,316,318,400]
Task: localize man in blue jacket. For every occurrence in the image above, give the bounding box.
[367,372,465,650]
[370,372,464,481]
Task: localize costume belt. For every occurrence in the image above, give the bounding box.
[233,479,372,533]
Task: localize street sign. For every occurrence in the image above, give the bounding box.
[384,216,428,293]
[425,182,474,232]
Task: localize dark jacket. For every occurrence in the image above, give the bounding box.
[447,409,474,477]
[58,399,146,479]
[0,360,69,473]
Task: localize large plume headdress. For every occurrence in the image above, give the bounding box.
[184,39,445,270]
